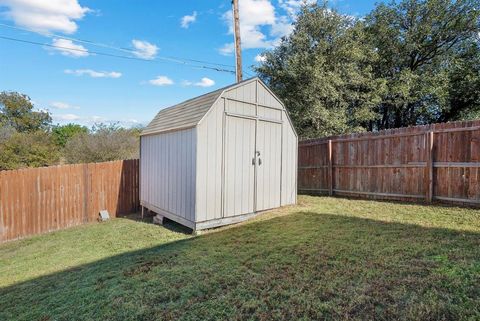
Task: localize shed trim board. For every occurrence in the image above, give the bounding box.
[225,111,284,124]
[140,125,196,137]
[140,78,298,230]
[195,210,262,230]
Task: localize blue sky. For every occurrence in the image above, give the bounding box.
[0,0,379,127]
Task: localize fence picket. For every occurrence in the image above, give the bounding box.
[299,120,480,206]
[0,160,139,242]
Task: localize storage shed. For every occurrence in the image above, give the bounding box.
[140,77,297,230]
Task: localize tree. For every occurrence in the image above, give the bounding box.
[443,41,480,121]
[0,91,58,170]
[0,131,60,170]
[52,123,89,148]
[64,123,140,164]
[256,0,480,136]
[0,92,51,132]
[0,124,16,144]
[365,0,480,129]
[256,4,386,138]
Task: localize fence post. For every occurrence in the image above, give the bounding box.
[328,139,333,196]
[426,131,434,202]
[83,163,88,222]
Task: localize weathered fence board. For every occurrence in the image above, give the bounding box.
[0,159,139,242]
[299,120,480,206]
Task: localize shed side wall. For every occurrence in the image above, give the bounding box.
[140,128,196,222]
[281,111,298,205]
[196,99,224,222]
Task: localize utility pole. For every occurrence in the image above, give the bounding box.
[232,0,243,82]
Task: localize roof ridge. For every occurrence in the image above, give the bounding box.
[141,77,259,136]
[154,77,258,115]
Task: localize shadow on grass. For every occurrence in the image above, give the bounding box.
[1,211,479,321]
[119,211,194,235]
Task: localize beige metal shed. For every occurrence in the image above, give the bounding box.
[140,77,297,230]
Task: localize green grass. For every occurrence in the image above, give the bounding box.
[1,196,479,321]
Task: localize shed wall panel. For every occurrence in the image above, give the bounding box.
[257,82,283,110]
[258,106,282,120]
[224,115,256,216]
[256,120,282,210]
[281,110,298,205]
[224,80,257,104]
[225,100,256,116]
[140,128,196,222]
[196,99,224,222]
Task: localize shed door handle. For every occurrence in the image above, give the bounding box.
[258,158,262,166]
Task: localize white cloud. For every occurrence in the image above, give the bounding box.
[221,0,276,50]
[132,39,158,59]
[51,38,89,57]
[270,15,294,37]
[52,113,103,122]
[219,0,309,54]
[53,113,81,121]
[194,77,215,87]
[148,76,174,86]
[0,0,90,34]
[64,69,122,78]
[52,113,143,127]
[279,0,317,17]
[183,77,215,87]
[254,54,266,62]
[218,42,234,56]
[50,101,80,109]
[181,11,197,28]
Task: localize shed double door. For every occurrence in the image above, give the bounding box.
[224,114,282,218]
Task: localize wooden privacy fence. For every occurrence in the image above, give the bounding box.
[298,120,480,206]
[0,159,139,242]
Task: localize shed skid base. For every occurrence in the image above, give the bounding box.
[153,214,164,225]
[194,211,261,230]
[141,201,196,230]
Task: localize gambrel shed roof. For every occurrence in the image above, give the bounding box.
[142,77,267,136]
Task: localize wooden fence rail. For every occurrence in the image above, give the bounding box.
[298,120,480,206]
[0,159,139,242]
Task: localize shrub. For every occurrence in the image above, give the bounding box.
[52,123,89,148]
[64,123,140,164]
[0,131,60,170]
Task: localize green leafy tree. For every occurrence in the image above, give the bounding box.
[0,131,60,170]
[256,0,480,136]
[256,4,386,138]
[0,92,51,132]
[365,0,480,128]
[0,124,16,144]
[52,123,89,148]
[443,41,480,121]
[64,123,140,164]
[0,92,58,170]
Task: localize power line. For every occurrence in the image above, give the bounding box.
[0,35,237,74]
[0,23,239,70]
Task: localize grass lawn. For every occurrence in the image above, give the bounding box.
[1,196,479,321]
